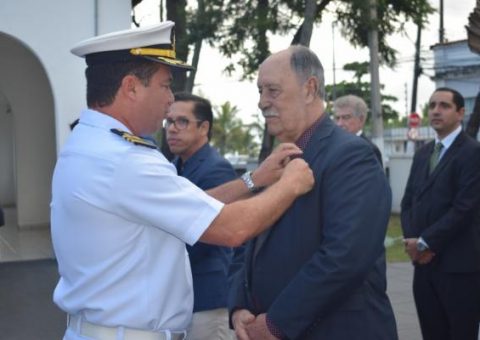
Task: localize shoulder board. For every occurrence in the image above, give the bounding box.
[110,129,157,149]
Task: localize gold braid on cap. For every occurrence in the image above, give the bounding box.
[130,48,176,59]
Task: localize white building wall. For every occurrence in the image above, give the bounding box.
[0,0,131,227]
[0,0,131,152]
[389,155,413,214]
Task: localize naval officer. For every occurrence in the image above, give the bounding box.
[51,21,314,340]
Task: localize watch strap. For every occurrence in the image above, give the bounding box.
[241,171,261,193]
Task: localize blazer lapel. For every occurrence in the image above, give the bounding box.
[418,132,465,196]
[303,117,335,163]
[433,132,465,175]
[250,117,333,263]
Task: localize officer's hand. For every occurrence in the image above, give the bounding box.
[232,309,256,340]
[253,143,303,188]
[280,158,314,196]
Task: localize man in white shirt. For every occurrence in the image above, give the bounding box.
[51,21,314,340]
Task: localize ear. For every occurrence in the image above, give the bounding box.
[456,107,465,124]
[305,76,318,104]
[120,75,139,101]
[199,121,210,137]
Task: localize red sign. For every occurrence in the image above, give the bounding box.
[408,112,421,128]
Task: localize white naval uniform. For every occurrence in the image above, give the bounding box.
[51,109,224,338]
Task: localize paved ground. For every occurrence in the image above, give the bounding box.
[387,262,422,340]
[0,260,423,340]
[0,259,65,340]
[1,207,425,339]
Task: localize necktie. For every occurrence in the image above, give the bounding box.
[429,142,443,174]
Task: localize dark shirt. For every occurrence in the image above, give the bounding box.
[295,116,324,150]
[173,143,237,312]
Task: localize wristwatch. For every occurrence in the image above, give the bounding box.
[416,239,429,252]
[241,171,261,193]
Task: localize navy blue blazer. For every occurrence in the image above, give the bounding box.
[174,143,237,312]
[229,117,397,339]
[360,133,383,166]
[401,131,480,272]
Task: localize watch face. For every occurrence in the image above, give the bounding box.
[241,171,255,191]
[416,242,427,252]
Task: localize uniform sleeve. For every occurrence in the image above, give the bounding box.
[111,150,224,245]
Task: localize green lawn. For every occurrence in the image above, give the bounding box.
[385,214,409,263]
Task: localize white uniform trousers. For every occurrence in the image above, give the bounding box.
[186,308,235,340]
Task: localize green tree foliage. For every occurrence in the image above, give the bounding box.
[133,0,226,92]
[326,61,400,123]
[214,0,434,78]
[333,0,434,67]
[131,0,434,93]
[211,102,260,156]
[131,0,434,156]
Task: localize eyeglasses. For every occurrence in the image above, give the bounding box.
[162,117,203,130]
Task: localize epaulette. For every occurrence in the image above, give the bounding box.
[110,129,157,149]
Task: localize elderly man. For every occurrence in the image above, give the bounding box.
[333,94,382,164]
[51,22,314,340]
[229,45,397,340]
[165,92,237,340]
[401,87,480,340]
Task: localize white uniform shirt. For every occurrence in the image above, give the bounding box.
[51,109,224,332]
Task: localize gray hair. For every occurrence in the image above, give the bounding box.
[289,45,325,99]
[333,95,368,120]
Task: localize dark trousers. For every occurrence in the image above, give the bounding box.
[413,264,480,340]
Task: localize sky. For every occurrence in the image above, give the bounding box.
[135,0,477,124]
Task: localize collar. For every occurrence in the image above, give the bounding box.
[435,125,461,151]
[356,130,363,137]
[295,116,324,151]
[78,108,131,133]
[173,143,210,174]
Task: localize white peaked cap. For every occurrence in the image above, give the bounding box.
[71,21,192,70]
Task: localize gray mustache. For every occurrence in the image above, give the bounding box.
[262,111,279,118]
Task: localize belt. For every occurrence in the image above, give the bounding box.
[67,315,186,340]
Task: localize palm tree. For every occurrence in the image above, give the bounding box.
[212,101,259,156]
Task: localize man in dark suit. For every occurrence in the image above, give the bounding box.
[401,87,480,340]
[166,92,237,340]
[333,94,383,165]
[229,45,397,339]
